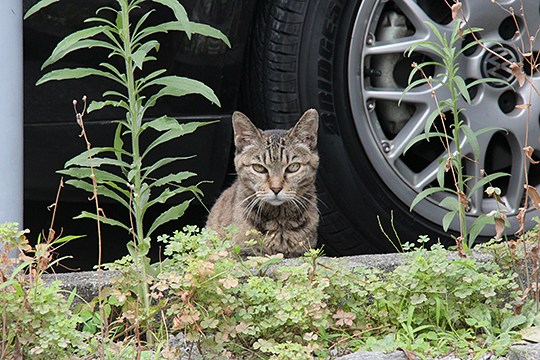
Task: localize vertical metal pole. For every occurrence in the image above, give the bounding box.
[0,0,23,255]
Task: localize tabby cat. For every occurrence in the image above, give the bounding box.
[206,109,319,257]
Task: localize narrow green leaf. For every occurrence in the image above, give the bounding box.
[400,78,430,105]
[462,27,484,36]
[437,157,446,187]
[132,40,160,70]
[137,21,188,41]
[65,148,130,168]
[106,181,131,198]
[113,122,126,167]
[103,90,128,100]
[468,172,510,198]
[75,211,131,231]
[137,183,151,213]
[137,20,230,47]
[467,77,511,89]
[191,22,231,48]
[143,121,213,157]
[457,40,481,57]
[88,100,128,113]
[410,186,453,211]
[143,76,221,107]
[435,297,443,327]
[52,235,86,245]
[85,15,116,28]
[461,125,480,160]
[424,21,446,47]
[66,288,78,308]
[72,155,129,169]
[65,179,130,209]
[100,63,126,82]
[152,0,191,37]
[440,98,455,110]
[143,187,191,211]
[36,67,123,86]
[148,199,192,236]
[149,171,196,188]
[475,126,508,136]
[42,27,108,69]
[419,42,444,56]
[114,9,123,30]
[404,132,449,154]
[454,76,471,104]
[24,0,60,19]
[58,167,126,185]
[137,69,167,89]
[468,214,495,247]
[424,109,443,135]
[405,41,441,57]
[66,147,112,167]
[442,210,457,232]
[141,115,178,131]
[142,156,195,179]
[450,19,461,46]
[439,196,460,211]
[95,6,118,17]
[406,61,443,85]
[133,9,155,36]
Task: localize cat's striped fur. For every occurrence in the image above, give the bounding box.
[206,109,319,257]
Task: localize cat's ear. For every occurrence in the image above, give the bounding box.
[289,109,319,150]
[232,111,263,152]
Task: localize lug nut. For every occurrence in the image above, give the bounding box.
[366,34,374,45]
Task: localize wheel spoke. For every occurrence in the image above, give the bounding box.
[364,82,445,103]
[392,0,448,39]
[505,142,527,213]
[365,0,453,58]
[386,106,431,160]
[523,78,540,141]
[462,131,495,214]
[365,38,437,57]
[509,2,540,53]
[462,0,510,37]
[410,155,444,191]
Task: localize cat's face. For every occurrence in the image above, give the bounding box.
[232,109,319,207]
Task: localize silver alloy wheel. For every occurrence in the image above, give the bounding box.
[348,0,540,235]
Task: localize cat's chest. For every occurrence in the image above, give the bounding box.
[250,205,307,231]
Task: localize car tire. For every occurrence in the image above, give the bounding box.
[243,0,540,255]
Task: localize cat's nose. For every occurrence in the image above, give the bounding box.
[270,186,282,195]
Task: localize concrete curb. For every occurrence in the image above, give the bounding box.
[42,253,540,359]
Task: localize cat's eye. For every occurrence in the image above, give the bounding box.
[286,163,301,173]
[252,164,267,173]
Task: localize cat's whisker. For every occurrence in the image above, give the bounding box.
[288,196,307,213]
[315,197,327,210]
[239,192,258,206]
[241,194,260,219]
[256,202,264,221]
[243,197,259,217]
[297,194,321,216]
[243,191,268,222]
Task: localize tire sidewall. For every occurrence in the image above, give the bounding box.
[296,0,450,251]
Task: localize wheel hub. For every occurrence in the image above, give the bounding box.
[481,44,520,87]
